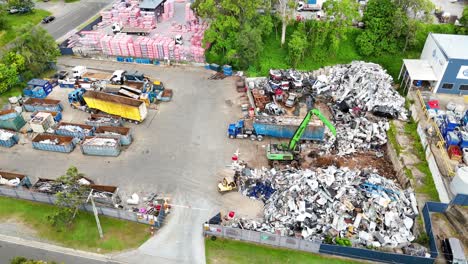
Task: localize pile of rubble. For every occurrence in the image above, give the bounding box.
[230,165,420,249]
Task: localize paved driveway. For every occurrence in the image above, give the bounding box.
[37,0,112,40]
[0,57,242,263]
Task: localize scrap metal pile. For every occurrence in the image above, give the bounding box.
[309,62,407,155]
[230,165,420,249]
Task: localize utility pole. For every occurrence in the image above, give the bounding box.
[87,190,103,239]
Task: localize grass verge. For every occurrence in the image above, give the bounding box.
[0,196,150,253]
[0,86,23,107]
[0,9,51,48]
[387,121,401,155]
[403,120,439,201]
[205,237,364,264]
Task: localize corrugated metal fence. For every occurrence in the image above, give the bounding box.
[0,186,164,226]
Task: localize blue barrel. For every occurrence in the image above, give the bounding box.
[23,87,33,97]
[223,65,233,76]
[32,87,47,98]
[210,63,220,71]
[154,60,160,65]
[415,80,423,87]
[445,131,460,147]
[204,64,210,70]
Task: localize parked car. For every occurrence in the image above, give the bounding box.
[8,7,19,14]
[18,7,31,13]
[41,16,55,24]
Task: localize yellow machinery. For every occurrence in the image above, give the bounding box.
[217,175,238,193]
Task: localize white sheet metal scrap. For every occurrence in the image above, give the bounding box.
[59,125,91,134]
[230,165,420,249]
[309,61,407,119]
[0,129,15,141]
[83,137,117,147]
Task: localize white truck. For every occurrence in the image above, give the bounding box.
[72,66,125,84]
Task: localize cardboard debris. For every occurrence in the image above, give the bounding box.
[228,165,419,248]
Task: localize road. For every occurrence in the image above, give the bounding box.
[0,234,120,264]
[37,0,112,40]
[0,57,247,264]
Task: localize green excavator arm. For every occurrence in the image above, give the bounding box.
[287,108,336,151]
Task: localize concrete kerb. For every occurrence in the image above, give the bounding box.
[0,233,124,263]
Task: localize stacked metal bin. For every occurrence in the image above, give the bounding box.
[23,98,63,112]
[85,114,123,127]
[0,128,19,148]
[0,171,32,189]
[80,136,121,157]
[0,110,26,131]
[32,134,76,153]
[94,126,132,146]
[55,122,95,140]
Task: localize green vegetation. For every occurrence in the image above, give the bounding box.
[387,121,402,155]
[205,238,363,264]
[404,119,439,201]
[48,167,91,230]
[0,9,51,47]
[11,256,57,264]
[413,233,430,247]
[404,167,414,180]
[0,196,150,252]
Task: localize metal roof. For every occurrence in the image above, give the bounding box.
[431,33,468,60]
[27,79,49,87]
[402,59,438,81]
[139,0,164,10]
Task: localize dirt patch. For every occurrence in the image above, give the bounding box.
[306,151,396,179]
[219,192,264,220]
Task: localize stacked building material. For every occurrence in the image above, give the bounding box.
[230,165,419,249]
[185,3,195,22]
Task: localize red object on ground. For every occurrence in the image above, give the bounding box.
[427,100,440,109]
[228,211,235,218]
[232,155,238,161]
[448,145,462,161]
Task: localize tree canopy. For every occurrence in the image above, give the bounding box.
[11,26,60,80]
[47,166,90,229]
[192,0,272,68]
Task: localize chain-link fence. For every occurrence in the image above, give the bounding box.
[0,186,164,226]
[204,224,321,253]
[204,224,437,264]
